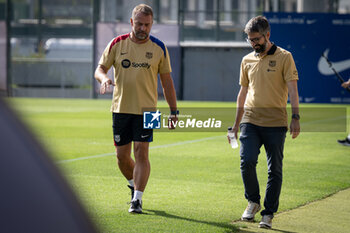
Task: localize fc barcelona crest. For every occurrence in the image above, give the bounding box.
[146,52,153,59]
[269,60,276,67]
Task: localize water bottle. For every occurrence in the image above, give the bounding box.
[227,127,238,149]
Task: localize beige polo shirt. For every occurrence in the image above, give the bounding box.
[99,33,172,115]
[240,44,299,127]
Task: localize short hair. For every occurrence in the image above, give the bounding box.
[244,16,270,35]
[132,4,153,20]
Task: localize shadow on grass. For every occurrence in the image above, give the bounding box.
[144,209,240,233]
[236,224,297,233]
[271,229,297,233]
[239,229,297,233]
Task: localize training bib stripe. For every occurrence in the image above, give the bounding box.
[150,36,166,57]
[108,34,130,54]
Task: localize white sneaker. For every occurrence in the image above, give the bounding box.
[259,215,273,229]
[128,199,142,214]
[241,201,261,221]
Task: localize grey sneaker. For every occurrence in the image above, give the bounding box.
[259,215,273,229]
[241,201,261,221]
[128,199,142,214]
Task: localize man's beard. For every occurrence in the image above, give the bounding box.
[134,30,148,40]
[254,42,267,54]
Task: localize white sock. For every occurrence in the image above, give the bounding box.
[128,179,134,187]
[347,134,350,140]
[133,190,143,201]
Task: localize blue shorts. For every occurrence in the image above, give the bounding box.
[112,113,153,146]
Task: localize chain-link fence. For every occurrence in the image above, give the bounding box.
[7,0,93,98]
[2,0,348,98]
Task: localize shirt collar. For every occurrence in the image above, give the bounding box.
[267,43,277,55]
[255,43,277,57]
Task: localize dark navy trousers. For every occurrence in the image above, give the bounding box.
[239,123,287,216]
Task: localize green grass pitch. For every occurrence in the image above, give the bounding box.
[7,98,350,233]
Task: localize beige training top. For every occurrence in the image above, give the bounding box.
[99,34,172,115]
[240,44,299,127]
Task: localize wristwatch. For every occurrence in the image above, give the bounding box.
[171,110,179,116]
[292,114,300,120]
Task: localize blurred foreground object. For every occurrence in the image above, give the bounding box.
[0,98,98,233]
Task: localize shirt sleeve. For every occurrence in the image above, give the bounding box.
[283,52,299,82]
[239,59,249,87]
[158,45,172,74]
[98,39,116,70]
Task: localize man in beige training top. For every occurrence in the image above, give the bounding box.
[94,4,178,214]
[229,16,300,229]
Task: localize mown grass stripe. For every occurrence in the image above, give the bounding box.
[56,135,224,164]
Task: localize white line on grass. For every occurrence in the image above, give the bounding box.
[57,135,224,164]
[300,115,347,125]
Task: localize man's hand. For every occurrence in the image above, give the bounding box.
[289,119,300,139]
[100,77,114,94]
[227,125,239,144]
[168,115,178,130]
[341,78,350,89]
